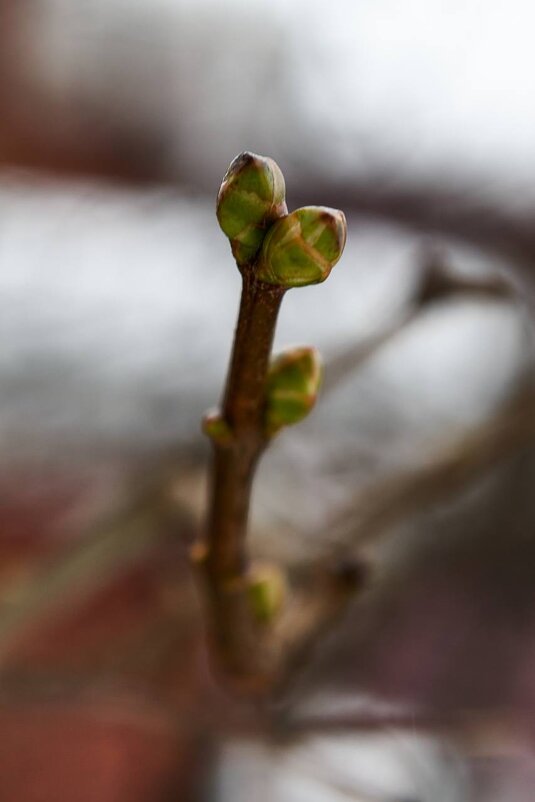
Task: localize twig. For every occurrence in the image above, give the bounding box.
[325,385,535,557]
[323,246,514,397]
[199,272,286,688]
[323,312,415,397]
[294,175,535,275]
[195,153,348,693]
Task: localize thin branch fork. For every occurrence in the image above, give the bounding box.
[323,248,514,398]
[325,384,535,558]
[196,242,526,693]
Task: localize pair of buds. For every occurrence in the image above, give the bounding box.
[210,152,347,438]
[216,152,347,286]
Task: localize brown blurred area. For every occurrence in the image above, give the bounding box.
[0,5,211,800]
[0,0,167,183]
[0,463,212,801]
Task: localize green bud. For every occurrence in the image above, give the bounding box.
[217,152,287,266]
[265,346,322,434]
[247,562,286,624]
[257,206,347,287]
[202,408,233,446]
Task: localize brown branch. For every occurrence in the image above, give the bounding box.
[325,385,535,557]
[205,272,285,578]
[295,175,535,274]
[197,177,349,693]
[256,387,535,719]
[197,245,522,693]
[259,267,523,693]
[195,268,287,691]
[323,313,415,396]
[323,245,514,397]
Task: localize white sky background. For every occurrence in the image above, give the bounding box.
[38,0,535,200]
[2,0,534,463]
[282,0,535,193]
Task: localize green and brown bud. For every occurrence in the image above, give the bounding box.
[256,206,347,287]
[247,562,287,624]
[202,408,233,446]
[265,346,323,434]
[256,206,347,288]
[216,152,287,266]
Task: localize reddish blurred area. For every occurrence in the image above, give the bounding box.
[0,466,209,802]
[0,0,165,184]
[0,5,215,796]
[0,699,202,802]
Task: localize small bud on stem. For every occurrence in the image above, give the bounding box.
[247,562,287,624]
[265,346,323,434]
[202,408,234,447]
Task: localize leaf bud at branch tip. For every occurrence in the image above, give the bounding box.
[202,408,233,446]
[256,206,347,287]
[216,152,287,266]
[265,346,323,435]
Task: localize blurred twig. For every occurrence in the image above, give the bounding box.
[325,384,535,557]
[269,260,523,692]
[296,177,535,278]
[323,247,514,396]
